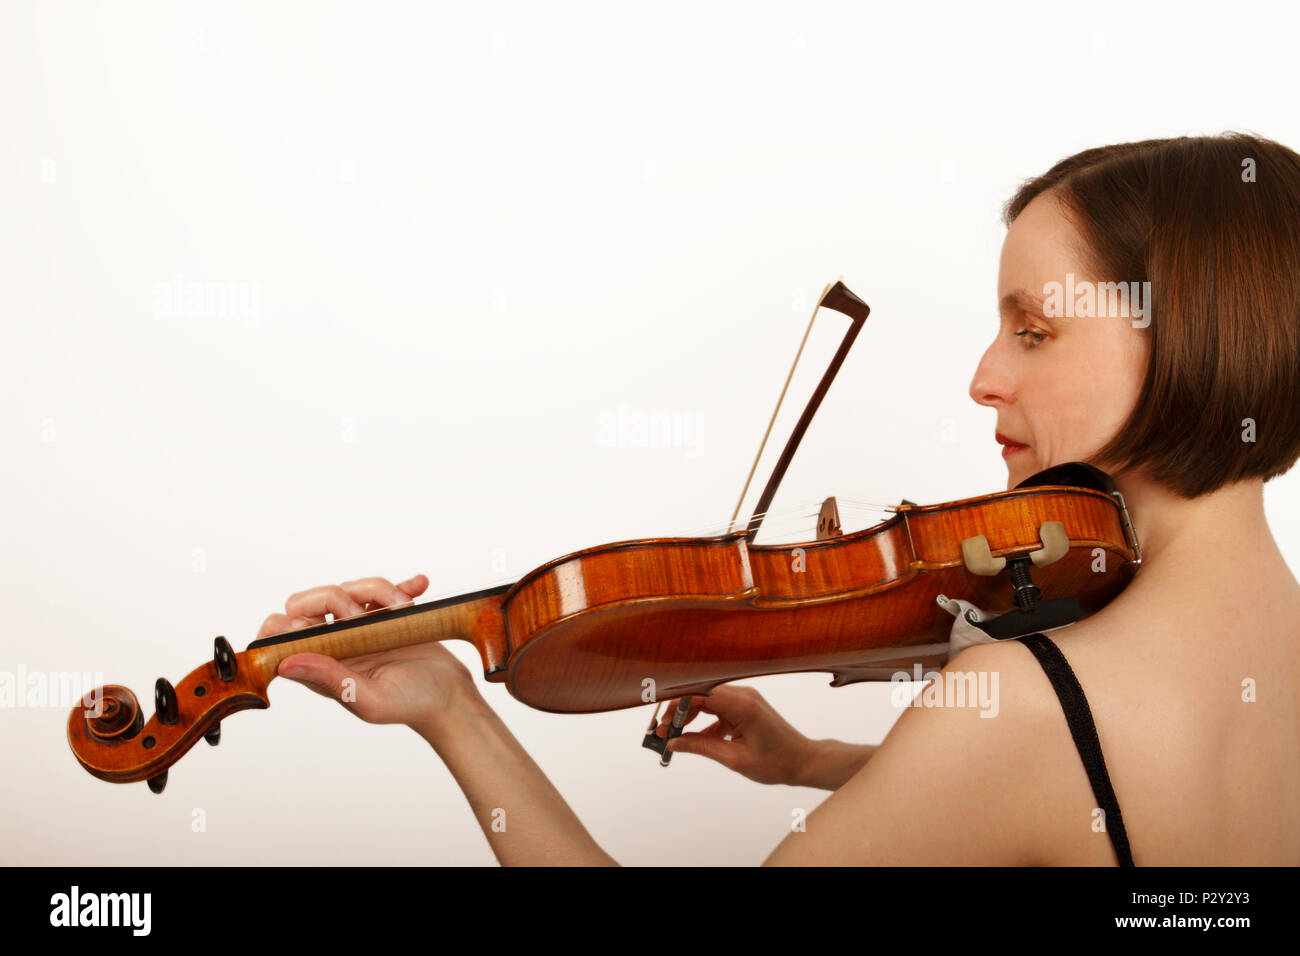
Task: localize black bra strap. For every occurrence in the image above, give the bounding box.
[1015,632,1135,866]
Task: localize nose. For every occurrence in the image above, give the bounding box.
[968,340,1014,408]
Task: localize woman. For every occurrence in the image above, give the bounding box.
[261,133,1300,865]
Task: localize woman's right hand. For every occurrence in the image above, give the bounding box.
[654,685,820,787]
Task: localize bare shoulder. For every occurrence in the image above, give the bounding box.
[1040,602,1300,865]
[932,635,1130,864]
[764,638,1087,865]
[773,594,1300,866]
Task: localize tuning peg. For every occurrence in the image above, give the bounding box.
[204,722,221,746]
[214,636,236,682]
[147,770,168,794]
[154,677,178,725]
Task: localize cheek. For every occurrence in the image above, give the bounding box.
[1090,329,1151,435]
[1026,368,1107,455]
[1028,334,1147,461]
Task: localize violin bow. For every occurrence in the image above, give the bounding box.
[650,278,871,765]
[728,278,871,542]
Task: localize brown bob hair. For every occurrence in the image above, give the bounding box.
[1003,133,1300,498]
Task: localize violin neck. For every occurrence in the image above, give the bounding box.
[243,583,513,685]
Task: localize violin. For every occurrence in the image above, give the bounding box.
[67,280,1142,792]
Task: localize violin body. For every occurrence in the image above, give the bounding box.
[500,478,1136,711]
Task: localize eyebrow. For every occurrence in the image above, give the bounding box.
[999,289,1048,319]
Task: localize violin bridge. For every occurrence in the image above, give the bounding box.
[816,496,842,539]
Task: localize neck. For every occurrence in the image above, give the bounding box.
[1113,470,1291,585]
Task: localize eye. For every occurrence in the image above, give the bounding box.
[1016,328,1047,349]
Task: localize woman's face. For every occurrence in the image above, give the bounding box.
[969,191,1151,489]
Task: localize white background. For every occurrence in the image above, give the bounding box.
[4,1,1298,865]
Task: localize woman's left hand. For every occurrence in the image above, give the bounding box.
[261,574,481,730]
[263,574,616,865]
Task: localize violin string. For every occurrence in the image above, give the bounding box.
[691,512,894,541]
[745,502,901,542]
[678,502,822,537]
[681,495,902,539]
[678,503,900,542]
[308,574,520,628]
[682,501,863,538]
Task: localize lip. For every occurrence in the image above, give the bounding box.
[995,432,1030,457]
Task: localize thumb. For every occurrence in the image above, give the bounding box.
[278,652,369,712]
[667,730,739,769]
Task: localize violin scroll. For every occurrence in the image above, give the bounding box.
[67,643,273,794]
[82,684,144,742]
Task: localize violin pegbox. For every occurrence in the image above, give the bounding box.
[68,635,272,795]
